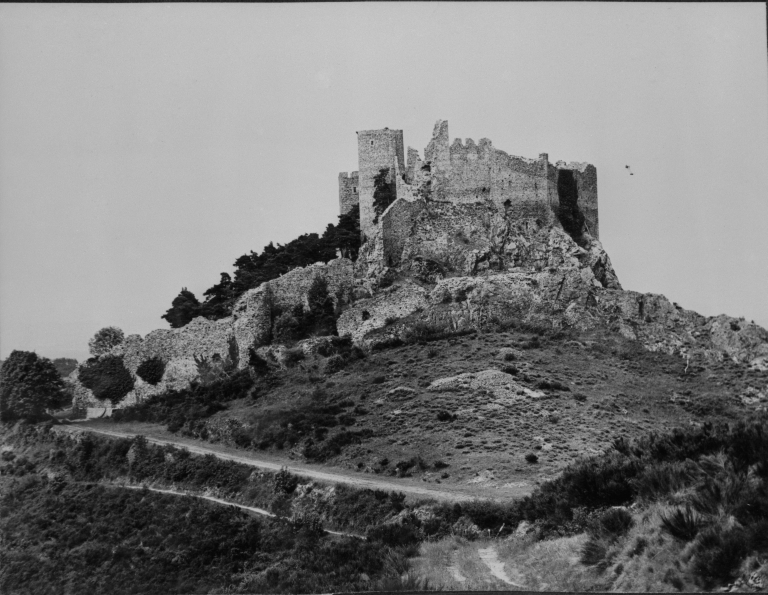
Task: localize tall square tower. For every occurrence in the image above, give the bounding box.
[357,128,405,238]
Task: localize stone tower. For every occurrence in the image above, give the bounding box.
[357,128,405,238]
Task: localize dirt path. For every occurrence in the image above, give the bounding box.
[112,484,363,539]
[56,425,483,502]
[477,546,525,588]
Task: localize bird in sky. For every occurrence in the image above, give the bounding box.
[625,165,634,175]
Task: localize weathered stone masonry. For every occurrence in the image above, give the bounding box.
[338,171,359,215]
[340,119,599,243]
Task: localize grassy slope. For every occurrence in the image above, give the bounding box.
[196,325,761,491]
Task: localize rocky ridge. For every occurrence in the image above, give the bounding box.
[72,200,768,414]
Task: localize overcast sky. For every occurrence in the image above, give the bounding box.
[1,3,766,361]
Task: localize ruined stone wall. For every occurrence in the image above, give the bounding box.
[357,128,405,238]
[338,171,359,215]
[422,122,554,222]
[446,138,492,203]
[548,162,599,240]
[73,316,236,415]
[381,198,426,267]
[232,258,355,356]
[424,120,451,201]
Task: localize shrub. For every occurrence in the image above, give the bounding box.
[135,356,165,385]
[78,355,135,404]
[660,505,703,541]
[580,537,608,567]
[692,526,750,587]
[502,365,518,375]
[436,410,457,422]
[323,354,346,375]
[112,369,253,430]
[0,351,69,421]
[591,507,634,540]
[366,521,420,547]
[274,467,299,494]
[88,326,125,356]
[525,453,539,464]
[283,347,306,367]
[272,309,303,343]
[193,353,234,385]
[248,348,271,376]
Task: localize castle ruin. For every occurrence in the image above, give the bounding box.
[339,119,599,242]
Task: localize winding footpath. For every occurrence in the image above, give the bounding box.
[55,425,506,503]
[111,484,363,538]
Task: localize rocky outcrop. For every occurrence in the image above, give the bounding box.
[349,200,767,369]
[336,281,430,344]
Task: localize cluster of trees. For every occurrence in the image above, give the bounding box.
[163,205,361,328]
[0,351,70,421]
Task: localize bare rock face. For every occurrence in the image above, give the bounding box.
[336,281,431,344]
[349,200,768,369]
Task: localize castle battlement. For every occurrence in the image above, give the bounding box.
[339,119,598,240]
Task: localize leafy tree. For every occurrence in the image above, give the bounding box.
[372,168,396,225]
[136,356,165,385]
[78,355,135,404]
[161,288,202,328]
[88,326,125,356]
[0,350,68,421]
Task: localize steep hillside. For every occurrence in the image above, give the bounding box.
[103,319,767,495]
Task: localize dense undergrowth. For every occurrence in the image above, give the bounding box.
[4,412,768,590]
[0,477,405,595]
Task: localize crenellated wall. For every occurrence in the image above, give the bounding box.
[339,119,600,252]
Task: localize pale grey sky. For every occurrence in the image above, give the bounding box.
[1,3,766,361]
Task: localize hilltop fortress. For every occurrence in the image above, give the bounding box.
[71,119,768,417]
[339,119,598,242]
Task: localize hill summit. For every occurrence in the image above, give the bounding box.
[72,120,768,416]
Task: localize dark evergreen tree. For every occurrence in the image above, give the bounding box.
[372,168,396,224]
[0,350,68,421]
[162,205,362,327]
[161,288,202,328]
[200,273,234,320]
[325,204,361,260]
